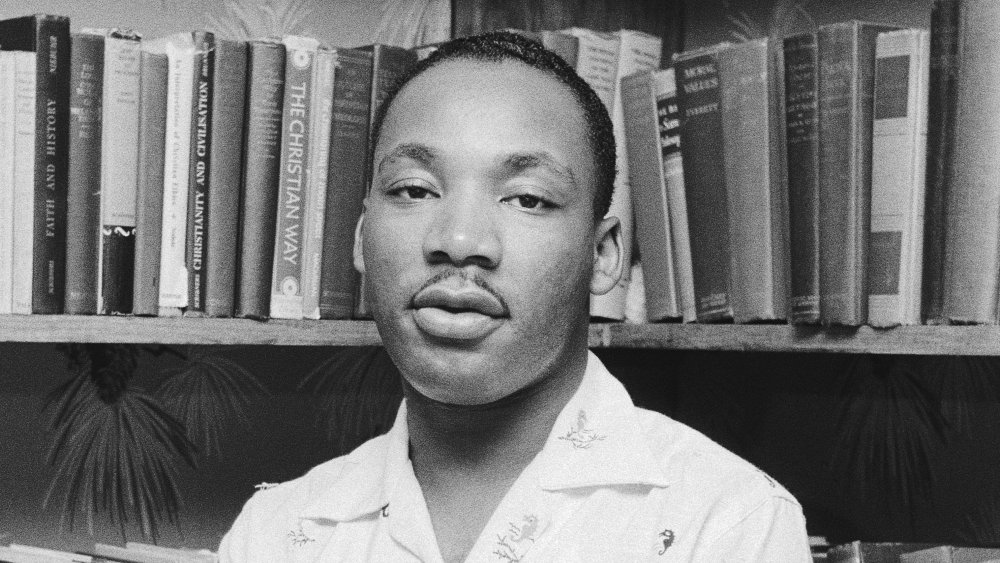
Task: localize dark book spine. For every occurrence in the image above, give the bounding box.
[64,34,103,315]
[922,0,961,323]
[205,39,247,318]
[133,51,169,316]
[319,47,373,319]
[0,15,71,313]
[817,22,896,326]
[674,47,733,322]
[784,33,821,324]
[354,44,417,319]
[185,31,214,316]
[236,41,285,320]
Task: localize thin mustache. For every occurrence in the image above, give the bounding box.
[411,269,510,314]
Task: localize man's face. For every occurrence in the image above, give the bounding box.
[356,58,620,405]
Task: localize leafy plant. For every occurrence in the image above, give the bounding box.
[205,0,315,40]
[374,0,451,48]
[723,0,817,41]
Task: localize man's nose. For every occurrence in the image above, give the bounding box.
[422,193,501,269]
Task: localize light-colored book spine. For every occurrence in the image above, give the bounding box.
[869,29,930,327]
[654,68,697,323]
[144,33,196,315]
[301,48,335,320]
[562,27,618,110]
[12,51,36,315]
[0,52,16,314]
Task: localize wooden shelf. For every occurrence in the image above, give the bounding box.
[0,315,997,354]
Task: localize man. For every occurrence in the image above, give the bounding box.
[220,31,811,561]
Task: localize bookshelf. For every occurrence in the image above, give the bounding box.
[2,315,997,355]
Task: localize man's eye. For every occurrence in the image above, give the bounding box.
[504,194,552,210]
[389,184,438,199]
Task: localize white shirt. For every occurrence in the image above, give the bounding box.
[219,352,811,562]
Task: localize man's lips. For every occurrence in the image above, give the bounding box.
[411,285,508,317]
[409,281,509,340]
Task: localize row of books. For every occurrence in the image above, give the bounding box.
[627,0,1000,327]
[820,540,1000,562]
[0,542,215,563]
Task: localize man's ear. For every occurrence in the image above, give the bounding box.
[353,211,366,274]
[590,216,623,296]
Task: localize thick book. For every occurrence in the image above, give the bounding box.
[301,48,336,320]
[64,33,104,315]
[0,14,71,314]
[921,0,962,324]
[674,44,734,322]
[784,32,821,324]
[204,38,248,318]
[11,50,37,315]
[621,69,681,321]
[0,52,16,314]
[133,51,169,316]
[90,29,142,315]
[353,43,418,320]
[144,32,197,316]
[942,0,1000,324]
[184,31,215,317]
[817,21,900,326]
[236,40,285,320]
[319,47,373,319]
[562,27,618,110]
[868,29,930,327]
[270,35,319,320]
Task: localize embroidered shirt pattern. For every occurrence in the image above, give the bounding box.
[657,529,675,555]
[557,409,607,449]
[288,523,315,547]
[492,514,541,562]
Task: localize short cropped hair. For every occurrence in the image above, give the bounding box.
[371,31,617,220]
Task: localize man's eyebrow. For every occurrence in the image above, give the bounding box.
[377,142,438,174]
[500,152,578,188]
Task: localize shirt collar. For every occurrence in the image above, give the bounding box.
[300,351,672,521]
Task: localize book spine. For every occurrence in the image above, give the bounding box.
[541,31,578,68]
[270,36,319,320]
[0,53,15,314]
[868,29,930,327]
[943,0,1000,323]
[205,39,247,318]
[64,34,104,315]
[133,51,168,316]
[562,28,618,110]
[674,47,734,322]
[591,30,662,321]
[319,47,372,319]
[922,0,962,324]
[621,70,679,321]
[32,16,71,314]
[301,49,336,320]
[98,35,141,315]
[158,36,196,314]
[12,52,37,315]
[784,33,821,324]
[818,23,892,325]
[236,41,285,320]
[718,38,788,323]
[185,31,214,317]
[656,68,697,323]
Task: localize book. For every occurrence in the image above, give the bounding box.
[353,43,418,320]
[942,0,1000,324]
[0,52,15,314]
[621,69,681,321]
[784,32,822,324]
[817,21,900,326]
[89,29,142,315]
[318,47,373,319]
[674,43,734,322]
[0,14,71,314]
[868,28,930,327]
[144,32,197,316]
[204,38,248,318]
[562,27,618,110]
[718,37,789,323]
[270,35,319,320]
[11,50,37,315]
[184,31,215,317]
[132,50,169,316]
[236,40,285,320]
[301,47,336,320]
[828,542,939,562]
[64,33,104,315]
[542,30,579,68]
[900,545,1000,562]
[921,0,962,324]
